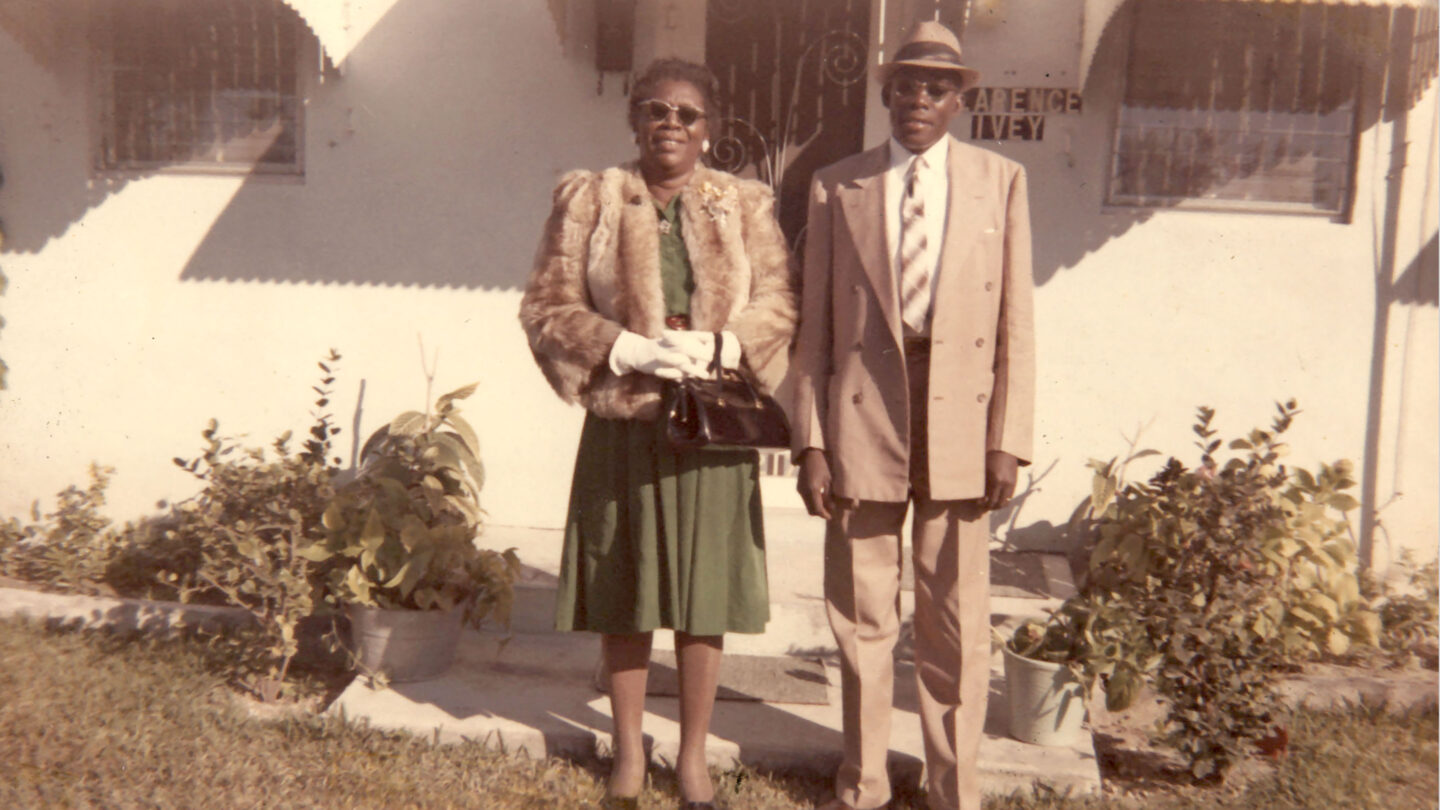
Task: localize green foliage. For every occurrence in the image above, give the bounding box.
[1014,401,1380,782]
[1364,552,1440,667]
[0,468,206,602]
[1085,403,1376,664]
[0,464,123,593]
[312,382,520,631]
[0,516,17,562]
[159,350,345,700]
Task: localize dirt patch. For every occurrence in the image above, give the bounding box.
[229,688,328,722]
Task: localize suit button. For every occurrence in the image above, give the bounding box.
[854,342,863,351]
[977,393,988,403]
[975,338,985,348]
[852,393,863,404]
[984,282,994,291]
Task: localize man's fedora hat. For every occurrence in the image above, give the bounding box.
[877,20,980,91]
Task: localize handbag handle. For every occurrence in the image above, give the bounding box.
[708,332,724,377]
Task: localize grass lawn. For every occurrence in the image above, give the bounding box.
[0,617,1434,810]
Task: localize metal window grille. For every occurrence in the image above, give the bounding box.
[1108,1,1371,214]
[95,0,303,175]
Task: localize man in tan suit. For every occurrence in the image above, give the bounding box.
[791,20,1035,810]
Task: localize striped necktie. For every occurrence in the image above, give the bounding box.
[899,156,931,335]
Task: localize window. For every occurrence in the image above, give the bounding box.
[95,0,305,175]
[1108,1,1369,214]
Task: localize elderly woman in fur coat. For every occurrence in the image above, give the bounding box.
[519,59,796,809]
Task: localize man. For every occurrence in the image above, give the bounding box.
[791,20,1035,810]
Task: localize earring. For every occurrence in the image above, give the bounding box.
[702,138,711,152]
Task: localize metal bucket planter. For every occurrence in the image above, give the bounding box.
[347,604,463,683]
[1002,645,1088,747]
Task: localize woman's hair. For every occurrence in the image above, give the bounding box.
[628,59,722,133]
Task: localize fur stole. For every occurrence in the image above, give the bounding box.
[519,163,797,420]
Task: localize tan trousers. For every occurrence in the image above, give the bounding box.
[823,346,992,810]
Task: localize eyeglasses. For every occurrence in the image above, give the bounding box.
[636,98,707,127]
[890,77,959,101]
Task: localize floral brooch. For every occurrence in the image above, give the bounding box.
[696,181,737,226]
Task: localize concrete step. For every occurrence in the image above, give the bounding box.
[328,628,1102,798]
[491,518,1076,657]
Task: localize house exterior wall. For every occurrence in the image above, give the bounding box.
[0,0,1434,569]
[0,0,625,532]
[860,1,1438,568]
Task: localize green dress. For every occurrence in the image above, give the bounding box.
[553,196,770,636]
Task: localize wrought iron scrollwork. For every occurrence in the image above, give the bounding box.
[705,0,871,249]
[708,117,772,185]
[813,29,867,88]
[707,28,867,199]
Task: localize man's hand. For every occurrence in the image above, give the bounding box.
[983,450,1019,512]
[797,448,835,520]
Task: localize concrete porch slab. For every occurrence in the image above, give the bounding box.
[328,628,1103,798]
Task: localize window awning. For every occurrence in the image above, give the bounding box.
[279,0,348,67]
[1081,0,1438,88]
[280,0,393,71]
[0,0,383,75]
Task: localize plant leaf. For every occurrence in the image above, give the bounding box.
[389,411,428,437]
[294,543,333,563]
[435,383,480,413]
[445,413,482,457]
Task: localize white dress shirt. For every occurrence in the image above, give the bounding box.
[884,136,949,336]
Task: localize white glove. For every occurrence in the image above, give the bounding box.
[609,330,708,380]
[659,329,743,372]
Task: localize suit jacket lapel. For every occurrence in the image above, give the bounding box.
[837,145,900,344]
[934,136,988,314]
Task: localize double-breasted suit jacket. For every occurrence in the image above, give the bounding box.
[792,134,1035,499]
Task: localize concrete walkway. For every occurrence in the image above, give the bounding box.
[329,493,1104,799]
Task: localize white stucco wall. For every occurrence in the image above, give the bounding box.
[0,0,629,531]
[863,2,1438,566]
[0,0,1434,570]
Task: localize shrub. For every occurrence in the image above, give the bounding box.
[0,464,123,594]
[159,350,345,700]
[1364,552,1440,668]
[1034,401,1380,781]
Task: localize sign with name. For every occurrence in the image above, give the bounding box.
[964,87,1083,142]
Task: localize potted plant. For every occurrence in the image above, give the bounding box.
[312,382,520,683]
[1001,594,1147,747]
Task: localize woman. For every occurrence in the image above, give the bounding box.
[519,60,796,809]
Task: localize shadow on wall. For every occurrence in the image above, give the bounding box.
[1024,0,1436,286]
[0,0,626,292]
[0,8,144,256]
[177,0,627,291]
[5,1,1432,292]
[1394,231,1439,307]
[1017,5,1154,287]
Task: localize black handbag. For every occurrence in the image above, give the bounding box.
[663,333,791,450]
